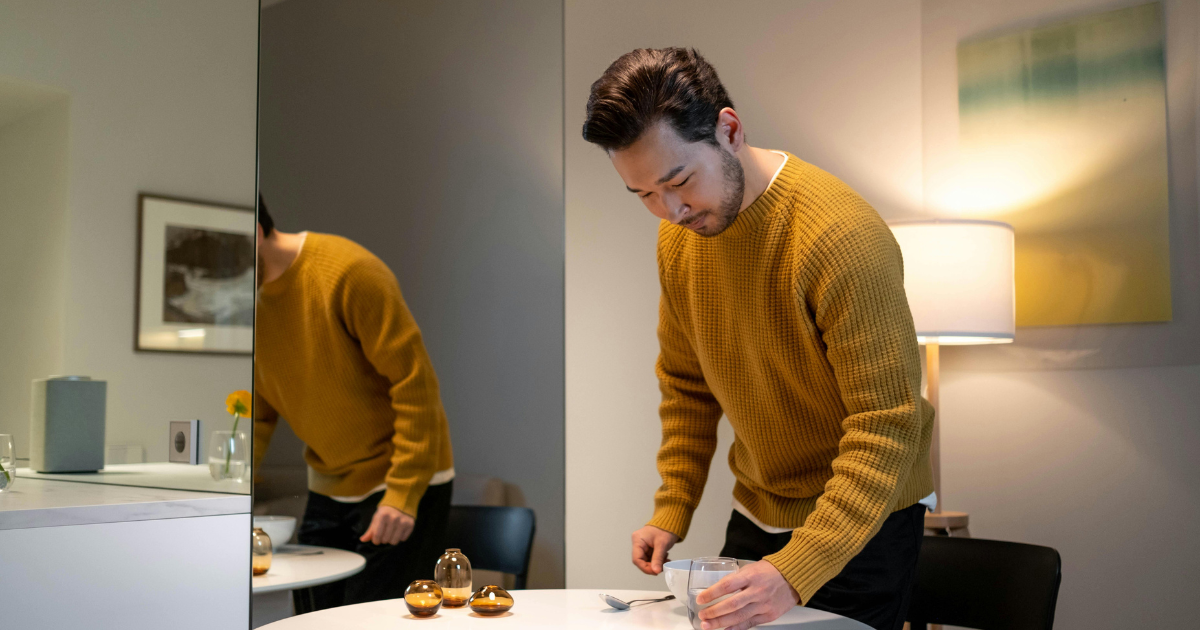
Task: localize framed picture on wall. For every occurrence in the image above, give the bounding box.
[135,194,255,355]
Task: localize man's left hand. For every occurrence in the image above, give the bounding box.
[696,559,800,630]
[359,505,415,545]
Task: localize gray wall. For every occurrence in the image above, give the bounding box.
[259,0,565,587]
[0,0,258,462]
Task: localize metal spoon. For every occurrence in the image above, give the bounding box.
[599,593,676,610]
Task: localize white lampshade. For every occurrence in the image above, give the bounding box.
[889,220,1015,345]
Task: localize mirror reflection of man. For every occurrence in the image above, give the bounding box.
[253,197,455,609]
[582,49,935,630]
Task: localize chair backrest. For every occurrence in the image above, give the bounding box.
[908,536,1061,630]
[445,506,536,589]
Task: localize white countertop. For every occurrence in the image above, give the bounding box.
[0,477,251,530]
[17,462,251,494]
[253,545,367,594]
[261,589,870,629]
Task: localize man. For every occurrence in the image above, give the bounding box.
[253,196,455,609]
[582,48,935,630]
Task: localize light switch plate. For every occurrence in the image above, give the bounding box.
[169,420,199,464]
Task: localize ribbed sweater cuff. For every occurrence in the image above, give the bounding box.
[380,483,424,519]
[647,502,695,540]
[762,537,841,605]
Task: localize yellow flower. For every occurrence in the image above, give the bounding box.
[226,390,252,417]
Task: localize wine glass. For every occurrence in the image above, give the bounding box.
[686,556,739,630]
[0,434,15,493]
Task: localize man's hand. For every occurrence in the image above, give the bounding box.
[359,505,415,545]
[631,525,680,575]
[697,560,800,630]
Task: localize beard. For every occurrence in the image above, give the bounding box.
[687,148,745,237]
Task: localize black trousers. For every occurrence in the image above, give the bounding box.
[719,503,925,630]
[298,481,452,610]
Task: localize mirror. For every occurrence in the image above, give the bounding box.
[253,0,565,599]
[0,1,258,495]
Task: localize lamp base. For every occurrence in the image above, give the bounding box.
[923,511,970,537]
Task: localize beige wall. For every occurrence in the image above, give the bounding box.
[565,0,925,591]
[0,1,258,461]
[922,1,1200,627]
[0,87,69,458]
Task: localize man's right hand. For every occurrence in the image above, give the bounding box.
[632,525,681,575]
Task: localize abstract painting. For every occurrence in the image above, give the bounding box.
[951,2,1170,326]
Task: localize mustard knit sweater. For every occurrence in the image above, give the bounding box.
[649,153,934,603]
[253,233,453,518]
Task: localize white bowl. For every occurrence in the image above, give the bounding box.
[662,559,740,603]
[253,515,296,550]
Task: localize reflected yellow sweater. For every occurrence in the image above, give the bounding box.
[649,153,934,603]
[253,233,453,518]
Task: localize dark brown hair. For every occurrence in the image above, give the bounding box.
[582,47,734,151]
[257,193,275,237]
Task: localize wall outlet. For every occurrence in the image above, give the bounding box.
[168,420,200,465]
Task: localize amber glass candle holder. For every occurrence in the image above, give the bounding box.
[434,548,473,608]
[251,528,272,576]
[405,580,444,617]
[468,585,514,615]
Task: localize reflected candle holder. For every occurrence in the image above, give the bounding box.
[251,527,272,576]
[405,580,444,617]
[434,547,473,608]
[469,585,514,616]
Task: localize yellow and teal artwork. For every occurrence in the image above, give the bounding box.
[950,2,1170,326]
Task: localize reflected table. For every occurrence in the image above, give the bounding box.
[253,544,366,628]
[260,589,869,629]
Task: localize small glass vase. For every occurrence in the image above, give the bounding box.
[404,580,443,617]
[209,430,249,482]
[468,585,514,615]
[252,527,272,575]
[434,548,473,608]
[0,434,16,493]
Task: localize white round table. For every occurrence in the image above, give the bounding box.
[260,589,870,629]
[252,545,367,628]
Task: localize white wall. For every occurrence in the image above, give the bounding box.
[0,85,69,458]
[564,0,925,590]
[258,0,565,587]
[0,1,258,462]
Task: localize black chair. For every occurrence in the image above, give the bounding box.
[907,536,1061,630]
[445,506,536,589]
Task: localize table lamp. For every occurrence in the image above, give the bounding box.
[888,220,1015,535]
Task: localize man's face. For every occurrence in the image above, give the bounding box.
[610,121,744,237]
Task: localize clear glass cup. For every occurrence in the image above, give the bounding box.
[687,557,740,630]
[0,434,15,493]
[208,431,249,482]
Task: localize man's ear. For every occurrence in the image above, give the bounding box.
[715,107,745,152]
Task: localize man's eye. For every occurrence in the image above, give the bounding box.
[640,192,653,199]
[673,175,691,188]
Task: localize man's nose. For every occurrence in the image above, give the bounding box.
[665,195,690,224]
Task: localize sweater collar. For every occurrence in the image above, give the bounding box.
[718,151,801,239]
[258,232,313,299]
